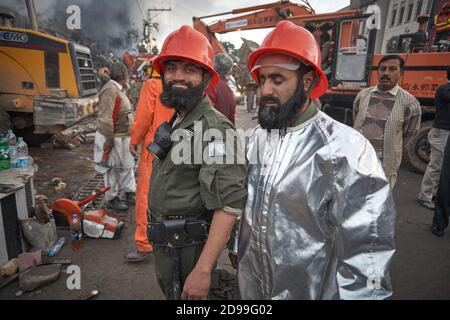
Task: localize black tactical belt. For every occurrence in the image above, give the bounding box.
[147,217,209,248]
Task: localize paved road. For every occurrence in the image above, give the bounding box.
[391,167,450,299]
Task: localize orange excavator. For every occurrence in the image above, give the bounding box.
[193,0,450,173]
[193,0,315,53]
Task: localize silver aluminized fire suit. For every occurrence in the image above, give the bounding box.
[238,111,396,300]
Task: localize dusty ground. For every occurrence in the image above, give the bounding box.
[0,142,166,300]
[1,104,449,300]
[0,106,254,300]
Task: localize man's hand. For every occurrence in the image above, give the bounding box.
[180,210,236,300]
[129,144,138,157]
[103,138,114,154]
[181,268,211,300]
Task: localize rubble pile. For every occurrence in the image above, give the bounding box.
[52,115,97,149]
[0,195,70,296]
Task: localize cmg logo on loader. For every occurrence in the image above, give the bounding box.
[0,31,28,43]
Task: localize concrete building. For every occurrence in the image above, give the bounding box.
[350,0,439,53]
[381,0,434,52]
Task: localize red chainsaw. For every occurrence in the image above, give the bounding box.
[50,186,125,240]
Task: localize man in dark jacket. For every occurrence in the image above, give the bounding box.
[431,136,450,236]
[431,68,450,236]
[418,66,450,210]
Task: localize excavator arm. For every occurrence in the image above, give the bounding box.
[193,0,363,54]
[193,0,315,53]
[193,18,227,54]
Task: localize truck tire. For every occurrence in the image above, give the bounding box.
[403,120,433,174]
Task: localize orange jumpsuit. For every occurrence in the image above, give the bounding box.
[130,79,175,252]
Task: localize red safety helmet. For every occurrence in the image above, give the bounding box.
[248,20,328,99]
[153,25,219,86]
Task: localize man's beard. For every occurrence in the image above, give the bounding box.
[258,82,308,130]
[160,79,207,113]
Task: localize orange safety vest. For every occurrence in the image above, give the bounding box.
[434,13,450,32]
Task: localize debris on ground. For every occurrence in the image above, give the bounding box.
[19,264,62,293]
[0,273,20,290]
[0,258,71,292]
[0,183,22,193]
[1,258,19,277]
[30,194,51,224]
[47,238,66,257]
[50,178,61,185]
[40,258,71,266]
[84,132,96,144]
[40,178,67,194]
[20,217,58,253]
[18,251,42,272]
[84,289,100,300]
[53,115,97,149]
[54,182,67,193]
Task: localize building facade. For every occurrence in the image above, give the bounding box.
[381,0,433,52]
[350,0,438,53]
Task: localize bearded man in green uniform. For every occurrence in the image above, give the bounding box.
[147,25,247,300]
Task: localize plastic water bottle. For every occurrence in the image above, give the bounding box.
[16,137,29,169]
[48,237,66,257]
[6,129,18,169]
[0,133,10,170]
[70,213,84,250]
[6,129,17,146]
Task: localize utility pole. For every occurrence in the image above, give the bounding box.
[143,7,171,53]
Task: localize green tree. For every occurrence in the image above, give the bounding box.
[221,41,238,62]
[385,36,399,53]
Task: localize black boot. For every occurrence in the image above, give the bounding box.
[107,197,129,211]
[431,225,444,237]
[125,192,136,204]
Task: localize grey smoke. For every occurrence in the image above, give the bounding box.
[0,0,141,61]
[0,0,295,62]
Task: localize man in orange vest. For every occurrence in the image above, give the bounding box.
[126,68,175,262]
[434,3,450,44]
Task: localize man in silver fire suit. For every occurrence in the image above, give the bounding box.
[237,21,396,300]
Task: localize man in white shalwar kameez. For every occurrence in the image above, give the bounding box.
[94,62,136,211]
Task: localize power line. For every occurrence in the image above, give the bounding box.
[135,0,146,20]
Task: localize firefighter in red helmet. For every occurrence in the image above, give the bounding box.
[147,25,247,300]
[238,21,395,300]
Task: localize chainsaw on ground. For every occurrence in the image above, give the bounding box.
[50,186,125,239]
